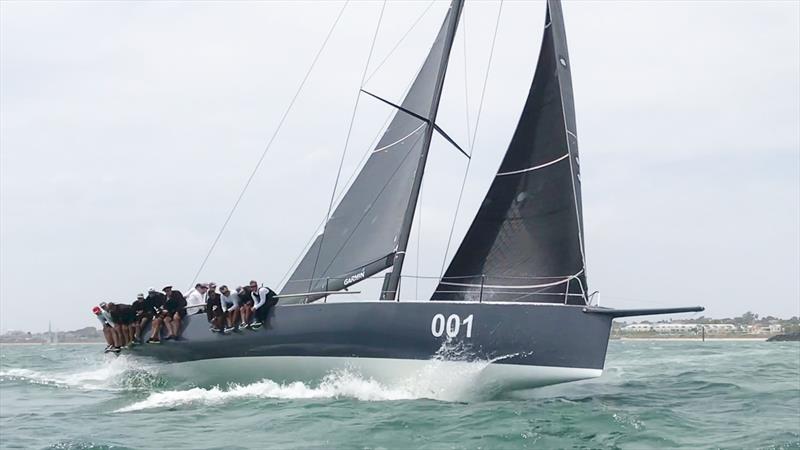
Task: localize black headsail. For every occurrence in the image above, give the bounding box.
[434,0,588,305]
[281,1,464,303]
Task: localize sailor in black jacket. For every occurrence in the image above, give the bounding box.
[131,293,149,344]
[146,289,168,343]
[205,282,224,332]
[107,302,135,347]
[162,286,187,340]
[237,286,253,329]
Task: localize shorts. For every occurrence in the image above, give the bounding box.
[167,309,187,319]
[254,305,270,322]
[124,310,137,325]
[113,313,132,326]
[207,306,224,322]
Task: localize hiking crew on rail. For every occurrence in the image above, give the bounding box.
[91,280,278,352]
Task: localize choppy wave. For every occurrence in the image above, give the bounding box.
[0,355,163,391]
[2,341,799,449]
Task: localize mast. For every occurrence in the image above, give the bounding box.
[382,0,465,301]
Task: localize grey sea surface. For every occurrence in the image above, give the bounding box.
[0,341,798,449]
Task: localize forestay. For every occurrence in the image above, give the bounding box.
[433,0,588,305]
[280,2,462,304]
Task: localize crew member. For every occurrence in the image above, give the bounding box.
[205,282,224,332]
[146,288,168,344]
[163,286,187,340]
[250,280,278,329]
[107,302,135,347]
[237,285,253,329]
[99,302,123,350]
[185,283,207,315]
[131,293,148,344]
[219,285,239,333]
[93,305,119,353]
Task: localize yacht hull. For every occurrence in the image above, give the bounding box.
[132,302,612,390]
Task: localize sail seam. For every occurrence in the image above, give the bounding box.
[496,153,569,176]
[440,279,567,290]
[439,269,583,290]
[315,132,426,278]
[371,123,426,153]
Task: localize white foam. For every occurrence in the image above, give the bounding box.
[116,369,419,412]
[0,355,156,391]
[116,356,504,413]
[114,340,543,412]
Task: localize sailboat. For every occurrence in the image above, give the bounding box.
[133,0,702,390]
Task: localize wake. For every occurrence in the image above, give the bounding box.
[116,341,528,412]
[116,370,416,412]
[2,340,530,411]
[0,355,161,391]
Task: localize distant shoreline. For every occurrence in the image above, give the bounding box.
[0,342,104,346]
[0,339,777,346]
[615,337,768,341]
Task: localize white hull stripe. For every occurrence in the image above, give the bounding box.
[496,153,569,177]
[165,355,603,393]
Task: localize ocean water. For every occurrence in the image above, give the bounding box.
[0,341,798,449]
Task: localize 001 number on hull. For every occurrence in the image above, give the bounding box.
[430,313,474,338]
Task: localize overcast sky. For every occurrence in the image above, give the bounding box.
[1,0,798,332]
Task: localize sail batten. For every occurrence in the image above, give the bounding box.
[433,0,588,305]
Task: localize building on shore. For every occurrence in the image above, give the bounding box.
[622,323,656,333]
[748,324,783,334]
[621,323,737,334]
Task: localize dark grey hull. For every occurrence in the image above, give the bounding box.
[131,302,612,389]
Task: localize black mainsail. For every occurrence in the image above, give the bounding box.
[280,1,464,303]
[434,0,588,305]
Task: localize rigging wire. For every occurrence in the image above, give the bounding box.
[189,1,350,288]
[277,14,447,290]
[439,0,504,278]
[276,109,394,289]
[461,11,472,150]
[415,178,424,299]
[363,0,437,86]
[314,131,425,278]
[307,0,388,292]
[276,58,426,290]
